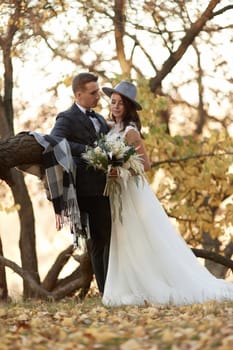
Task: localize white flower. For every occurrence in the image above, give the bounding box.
[82,135,146,223]
[95,146,103,155]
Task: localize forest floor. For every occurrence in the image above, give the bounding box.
[0,295,232,350]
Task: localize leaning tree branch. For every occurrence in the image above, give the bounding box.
[42,245,74,291]
[52,252,93,300]
[192,248,233,272]
[212,5,233,17]
[0,132,43,185]
[0,132,43,167]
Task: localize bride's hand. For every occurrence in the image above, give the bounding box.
[55,214,62,231]
[108,168,118,177]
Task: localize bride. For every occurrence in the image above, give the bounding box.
[101,80,233,306]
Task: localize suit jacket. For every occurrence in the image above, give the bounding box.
[50,103,109,196]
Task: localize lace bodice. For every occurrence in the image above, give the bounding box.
[107,123,139,141]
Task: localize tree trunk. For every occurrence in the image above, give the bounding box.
[0,97,9,300]
[0,237,8,300]
[10,169,41,298]
[193,44,206,135]
[113,0,132,77]
[0,95,11,139]
[0,133,41,299]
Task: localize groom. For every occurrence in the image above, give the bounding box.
[50,72,111,294]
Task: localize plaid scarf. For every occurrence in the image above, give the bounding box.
[30,132,84,247]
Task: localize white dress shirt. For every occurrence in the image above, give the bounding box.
[75,102,101,132]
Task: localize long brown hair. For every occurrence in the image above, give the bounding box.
[111,94,143,137]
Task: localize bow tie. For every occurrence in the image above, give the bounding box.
[86,110,96,118]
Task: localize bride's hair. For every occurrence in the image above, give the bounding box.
[112,95,143,137]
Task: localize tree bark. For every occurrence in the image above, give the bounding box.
[10,169,41,298]
[0,132,43,185]
[0,95,11,139]
[0,134,42,298]
[42,245,75,291]
[113,0,132,77]
[0,238,8,300]
[53,252,93,299]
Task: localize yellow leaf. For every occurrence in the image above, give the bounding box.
[0,308,7,318]
[161,329,174,342]
[120,339,141,350]
[61,317,74,327]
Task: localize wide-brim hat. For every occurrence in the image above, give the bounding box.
[102,80,142,110]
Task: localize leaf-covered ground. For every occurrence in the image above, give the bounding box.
[0,296,232,350]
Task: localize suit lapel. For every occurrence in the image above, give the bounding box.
[95,114,108,134]
[71,104,97,136]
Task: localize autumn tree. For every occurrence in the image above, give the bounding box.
[77,0,233,276]
[0,0,73,299]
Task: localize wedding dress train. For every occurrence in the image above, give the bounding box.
[102,127,233,307]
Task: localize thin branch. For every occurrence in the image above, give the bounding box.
[212,5,233,17]
[151,151,233,168]
[0,255,51,299]
[127,33,158,73]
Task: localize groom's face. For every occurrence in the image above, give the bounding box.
[75,81,100,109]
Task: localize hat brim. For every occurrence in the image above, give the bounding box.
[102,87,142,110]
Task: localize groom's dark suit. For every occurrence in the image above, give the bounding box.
[50,103,111,293]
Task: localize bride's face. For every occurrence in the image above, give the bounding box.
[110,93,125,121]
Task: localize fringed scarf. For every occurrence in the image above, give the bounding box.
[30,131,85,248]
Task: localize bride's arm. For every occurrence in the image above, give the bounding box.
[125,129,151,172]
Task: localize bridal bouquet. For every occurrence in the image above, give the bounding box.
[82,134,145,222]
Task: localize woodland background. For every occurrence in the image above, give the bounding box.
[0,0,233,300]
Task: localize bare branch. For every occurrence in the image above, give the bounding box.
[212,5,233,17]
[151,151,233,168]
[127,33,158,73]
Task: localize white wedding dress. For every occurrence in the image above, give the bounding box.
[102,124,233,306]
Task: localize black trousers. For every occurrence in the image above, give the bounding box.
[77,195,111,293]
